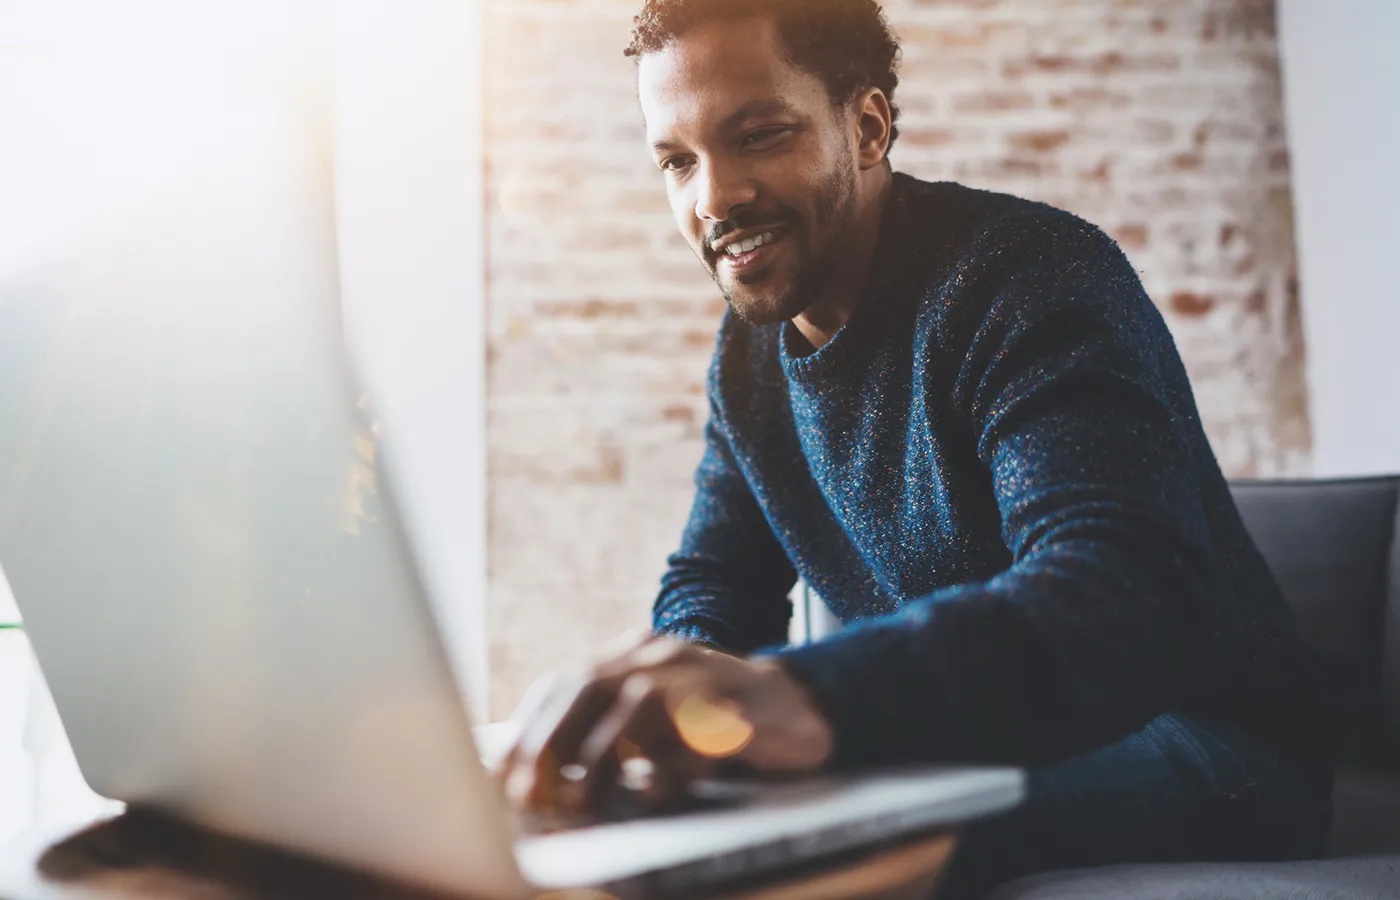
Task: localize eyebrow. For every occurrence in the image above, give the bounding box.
[650,99,801,154]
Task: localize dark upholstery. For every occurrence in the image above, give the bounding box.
[1331,768,1400,858]
[1230,478,1400,750]
[1231,477,1400,859]
[996,476,1400,898]
[988,856,1400,900]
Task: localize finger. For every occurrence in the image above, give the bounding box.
[618,674,717,809]
[642,738,712,810]
[572,672,669,814]
[497,671,564,778]
[510,671,565,728]
[593,634,697,680]
[515,676,609,810]
[640,681,717,809]
[507,674,616,810]
[500,677,575,803]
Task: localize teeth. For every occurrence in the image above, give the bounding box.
[724,231,775,257]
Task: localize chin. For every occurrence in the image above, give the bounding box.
[721,274,807,326]
[725,292,798,326]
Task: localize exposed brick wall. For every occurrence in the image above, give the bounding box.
[483,0,1310,717]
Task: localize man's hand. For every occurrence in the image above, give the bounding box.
[500,634,834,819]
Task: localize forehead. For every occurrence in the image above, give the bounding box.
[637,16,832,143]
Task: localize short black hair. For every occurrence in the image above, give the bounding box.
[625,0,903,151]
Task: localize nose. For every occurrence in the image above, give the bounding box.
[693,158,757,226]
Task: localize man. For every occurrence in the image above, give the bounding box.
[502,0,1346,894]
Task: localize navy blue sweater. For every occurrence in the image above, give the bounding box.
[653,174,1344,769]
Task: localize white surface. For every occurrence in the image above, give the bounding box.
[792,583,842,645]
[1278,0,1400,477]
[0,632,122,845]
[0,572,16,626]
[334,0,490,720]
[0,6,523,897]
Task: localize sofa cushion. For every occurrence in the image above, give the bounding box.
[1229,478,1400,752]
[989,855,1400,899]
[1330,766,1400,857]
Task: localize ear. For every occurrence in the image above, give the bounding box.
[853,87,892,170]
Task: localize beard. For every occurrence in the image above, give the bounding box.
[706,162,859,327]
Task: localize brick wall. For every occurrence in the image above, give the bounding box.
[483,0,1310,717]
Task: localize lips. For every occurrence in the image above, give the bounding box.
[713,226,789,275]
[722,238,780,275]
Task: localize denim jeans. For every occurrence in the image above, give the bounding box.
[938,714,1334,899]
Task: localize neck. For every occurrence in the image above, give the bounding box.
[791,165,893,350]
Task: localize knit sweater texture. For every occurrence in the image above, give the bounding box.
[653,174,1345,769]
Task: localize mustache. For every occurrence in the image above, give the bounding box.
[706,209,796,249]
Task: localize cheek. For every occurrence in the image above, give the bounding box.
[759,160,843,226]
[666,185,697,237]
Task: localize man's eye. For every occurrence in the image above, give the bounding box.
[742,127,790,147]
[659,157,693,173]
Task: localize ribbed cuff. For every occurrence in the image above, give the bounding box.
[764,624,954,770]
[653,617,739,654]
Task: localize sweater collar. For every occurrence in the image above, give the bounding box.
[779,172,921,385]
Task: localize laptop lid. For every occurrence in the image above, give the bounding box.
[0,86,526,899]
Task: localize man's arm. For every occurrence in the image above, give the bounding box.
[773,214,1230,769]
[653,408,797,653]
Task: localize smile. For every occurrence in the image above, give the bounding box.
[723,230,777,256]
[713,228,788,275]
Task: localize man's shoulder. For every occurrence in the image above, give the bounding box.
[891,174,1116,277]
[892,173,1057,231]
[893,176,1147,365]
[894,176,1133,320]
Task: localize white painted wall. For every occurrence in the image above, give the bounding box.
[1278,1,1400,477]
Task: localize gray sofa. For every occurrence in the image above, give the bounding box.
[994,475,1400,898]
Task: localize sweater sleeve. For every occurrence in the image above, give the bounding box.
[652,403,797,654]
[773,214,1228,769]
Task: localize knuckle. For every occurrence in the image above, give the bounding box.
[620,672,656,700]
[656,637,693,663]
[629,636,686,669]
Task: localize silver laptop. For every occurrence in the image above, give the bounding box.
[0,114,1023,899]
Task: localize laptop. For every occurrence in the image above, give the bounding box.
[0,112,1023,899]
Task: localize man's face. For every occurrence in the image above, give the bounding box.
[638,17,862,325]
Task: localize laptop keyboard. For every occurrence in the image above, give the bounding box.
[651,805,944,895]
[516,781,747,834]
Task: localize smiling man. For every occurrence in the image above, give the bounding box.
[501,1,1346,895]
